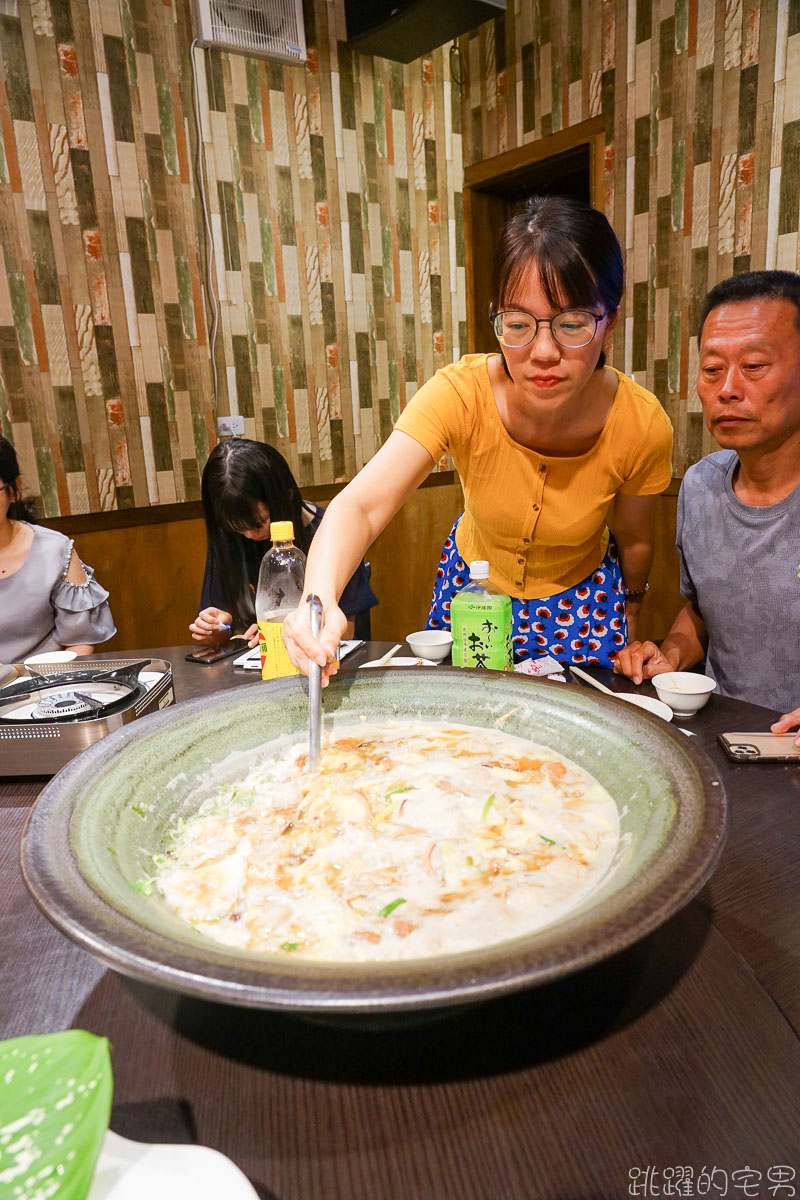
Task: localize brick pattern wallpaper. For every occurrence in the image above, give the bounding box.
[0,0,463,515]
[459,0,800,472]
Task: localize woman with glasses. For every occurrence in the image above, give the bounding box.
[284,195,672,679]
[0,436,115,661]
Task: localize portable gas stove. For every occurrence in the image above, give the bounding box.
[0,658,174,776]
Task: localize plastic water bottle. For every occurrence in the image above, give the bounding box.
[450,560,513,671]
[255,521,305,680]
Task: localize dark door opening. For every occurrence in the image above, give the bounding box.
[463,118,603,353]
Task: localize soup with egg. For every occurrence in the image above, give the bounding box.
[154,720,620,961]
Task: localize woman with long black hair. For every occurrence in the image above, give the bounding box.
[189,439,377,645]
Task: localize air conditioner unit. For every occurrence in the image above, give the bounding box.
[190,0,307,65]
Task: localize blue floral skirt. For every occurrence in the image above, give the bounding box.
[426,516,628,668]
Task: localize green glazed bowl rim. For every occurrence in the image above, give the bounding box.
[21,669,728,1013]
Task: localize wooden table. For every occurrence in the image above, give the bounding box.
[2,646,799,1199]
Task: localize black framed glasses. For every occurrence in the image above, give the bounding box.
[490,307,613,349]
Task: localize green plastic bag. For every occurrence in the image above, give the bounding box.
[0,1030,113,1199]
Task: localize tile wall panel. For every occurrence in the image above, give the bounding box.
[459,0,799,472]
[5,0,795,507]
[0,0,463,513]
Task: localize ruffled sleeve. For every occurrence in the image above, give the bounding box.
[51,558,116,648]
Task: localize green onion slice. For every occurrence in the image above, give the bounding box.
[378,897,406,918]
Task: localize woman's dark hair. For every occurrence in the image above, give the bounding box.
[491,195,625,371]
[201,439,312,629]
[0,435,36,521]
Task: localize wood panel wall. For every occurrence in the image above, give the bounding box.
[0,0,464,515]
[59,512,208,653]
[368,479,464,639]
[459,0,800,477]
[47,480,682,654]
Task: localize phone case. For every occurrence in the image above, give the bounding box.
[717,732,800,762]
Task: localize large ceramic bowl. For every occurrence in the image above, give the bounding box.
[21,670,727,1013]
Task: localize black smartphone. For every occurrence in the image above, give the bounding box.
[718,732,800,762]
[185,642,243,666]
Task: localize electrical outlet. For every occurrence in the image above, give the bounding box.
[216,415,245,437]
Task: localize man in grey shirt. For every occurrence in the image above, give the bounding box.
[615,269,800,736]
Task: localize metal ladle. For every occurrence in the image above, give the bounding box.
[307,594,323,770]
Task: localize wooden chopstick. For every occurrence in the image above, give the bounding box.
[568,664,615,696]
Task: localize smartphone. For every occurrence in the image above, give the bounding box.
[718,732,800,762]
[185,642,244,666]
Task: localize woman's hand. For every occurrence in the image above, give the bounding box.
[237,623,259,648]
[282,599,348,686]
[189,607,233,641]
[613,640,679,685]
[770,709,800,746]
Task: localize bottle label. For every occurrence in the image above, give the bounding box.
[451,597,513,671]
[257,619,300,680]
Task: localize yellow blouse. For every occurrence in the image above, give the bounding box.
[394,354,673,600]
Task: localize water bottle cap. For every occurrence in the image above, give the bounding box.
[469,560,490,580]
[270,520,294,541]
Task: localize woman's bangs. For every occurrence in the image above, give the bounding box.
[539,248,601,310]
[218,492,263,534]
[501,229,601,312]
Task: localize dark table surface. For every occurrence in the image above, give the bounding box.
[2,644,799,1199]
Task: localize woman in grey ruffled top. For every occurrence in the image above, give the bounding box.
[0,437,116,663]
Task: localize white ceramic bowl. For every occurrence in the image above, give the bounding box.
[405,630,453,662]
[652,671,717,716]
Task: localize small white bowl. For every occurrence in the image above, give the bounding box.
[652,671,717,717]
[405,630,453,663]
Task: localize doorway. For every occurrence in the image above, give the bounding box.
[463,116,605,353]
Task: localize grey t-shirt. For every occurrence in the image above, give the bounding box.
[676,449,800,713]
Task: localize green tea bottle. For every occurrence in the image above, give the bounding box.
[450,560,513,671]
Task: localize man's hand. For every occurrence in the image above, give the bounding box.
[770,708,800,746]
[613,640,679,686]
